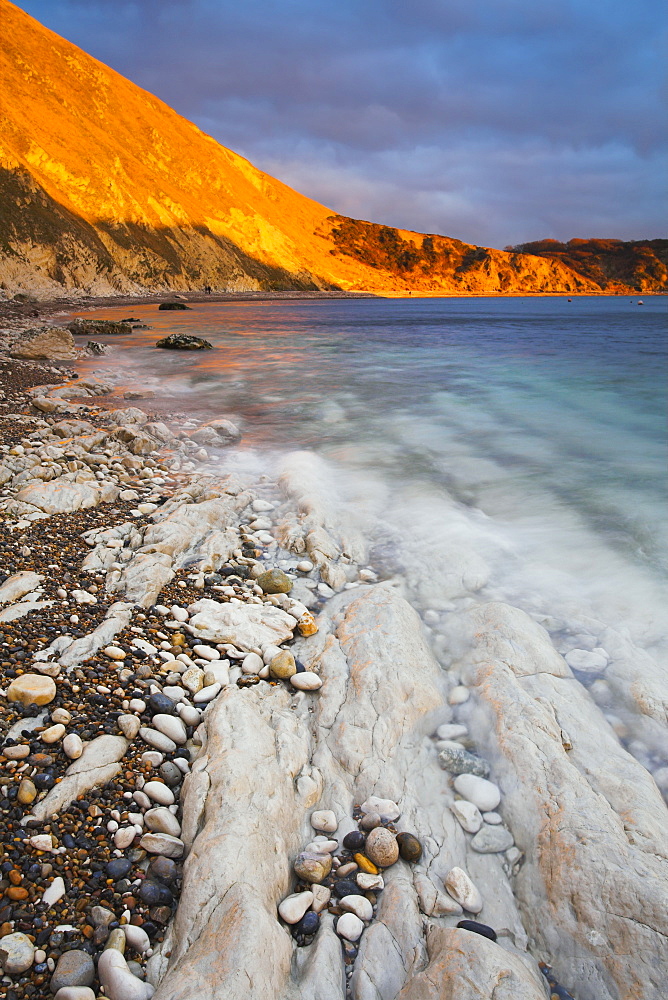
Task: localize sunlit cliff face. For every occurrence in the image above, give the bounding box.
[0,0,664,296]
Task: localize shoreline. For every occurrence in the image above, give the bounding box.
[1,287,662,330]
[0,315,666,999]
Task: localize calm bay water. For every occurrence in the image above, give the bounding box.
[72,295,668,674]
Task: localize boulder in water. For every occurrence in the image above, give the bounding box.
[155,333,212,350]
[158,302,191,310]
[68,318,132,335]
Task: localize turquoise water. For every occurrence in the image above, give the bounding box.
[73,295,667,668]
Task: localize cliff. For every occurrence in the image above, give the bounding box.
[0,0,664,296]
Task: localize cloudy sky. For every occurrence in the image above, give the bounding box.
[17,0,667,248]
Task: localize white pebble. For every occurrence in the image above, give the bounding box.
[453,774,501,813]
[103,645,126,661]
[450,799,483,834]
[296,560,314,572]
[143,781,175,805]
[151,714,187,744]
[241,651,264,674]
[139,832,184,857]
[448,685,470,705]
[339,894,373,921]
[437,723,468,740]
[192,644,220,661]
[121,923,151,955]
[42,876,66,907]
[310,809,337,833]
[360,796,400,821]
[444,866,483,913]
[62,733,83,759]
[565,648,609,673]
[482,811,502,825]
[193,681,221,703]
[290,672,322,691]
[336,912,364,942]
[278,891,314,924]
[139,728,177,754]
[114,827,137,850]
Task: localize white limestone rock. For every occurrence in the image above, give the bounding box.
[188,598,295,650]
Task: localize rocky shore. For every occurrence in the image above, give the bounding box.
[0,315,666,1000]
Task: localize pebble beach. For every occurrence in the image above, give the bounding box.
[0,299,666,1000]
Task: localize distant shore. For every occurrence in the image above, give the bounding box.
[1,287,661,334]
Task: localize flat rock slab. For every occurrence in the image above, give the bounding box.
[463,601,668,1000]
[395,926,547,1000]
[29,735,128,821]
[188,599,296,650]
[0,570,44,603]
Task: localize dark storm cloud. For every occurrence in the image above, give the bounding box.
[15,0,668,246]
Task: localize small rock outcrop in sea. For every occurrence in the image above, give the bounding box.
[68,318,133,336]
[9,325,78,360]
[158,302,191,311]
[155,333,211,349]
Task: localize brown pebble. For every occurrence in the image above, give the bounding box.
[6,886,29,900]
[8,870,22,885]
[0,921,13,937]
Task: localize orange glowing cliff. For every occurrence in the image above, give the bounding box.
[1,0,665,296]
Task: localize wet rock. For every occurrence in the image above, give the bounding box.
[293,852,332,883]
[364,826,399,867]
[156,333,209,351]
[396,832,422,862]
[453,774,501,812]
[293,911,320,937]
[158,302,191,311]
[438,745,490,778]
[470,825,514,853]
[256,569,292,594]
[50,950,95,992]
[565,648,609,673]
[149,692,176,715]
[68,317,132,336]
[6,673,57,706]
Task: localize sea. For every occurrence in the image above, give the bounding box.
[71,294,668,772]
